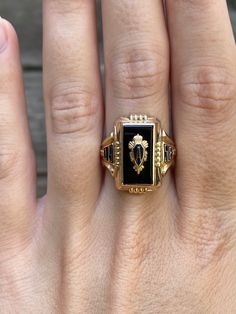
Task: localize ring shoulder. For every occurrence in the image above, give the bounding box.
[101,133,116,177]
[156,129,176,176]
[101,130,121,178]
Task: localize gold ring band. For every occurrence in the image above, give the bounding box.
[101,114,176,194]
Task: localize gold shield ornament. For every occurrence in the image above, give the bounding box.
[129,134,149,174]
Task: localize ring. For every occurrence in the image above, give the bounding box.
[101,114,176,194]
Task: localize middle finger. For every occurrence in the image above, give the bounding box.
[43,0,103,211]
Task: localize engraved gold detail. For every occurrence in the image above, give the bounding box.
[129,187,152,194]
[129,134,148,174]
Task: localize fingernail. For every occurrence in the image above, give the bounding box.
[0,18,8,52]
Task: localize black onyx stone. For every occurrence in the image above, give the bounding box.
[164,145,173,162]
[104,145,114,163]
[108,145,114,163]
[123,124,154,185]
[104,147,109,161]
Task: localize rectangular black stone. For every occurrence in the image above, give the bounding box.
[108,144,114,163]
[104,147,109,161]
[104,145,114,163]
[164,145,173,162]
[122,124,154,185]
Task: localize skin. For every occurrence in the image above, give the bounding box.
[0,0,235,313]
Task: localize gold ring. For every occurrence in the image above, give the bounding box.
[101,114,176,194]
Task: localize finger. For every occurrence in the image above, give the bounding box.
[166,1,236,209]
[101,0,173,207]
[101,0,170,132]
[43,1,103,211]
[0,19,36,239]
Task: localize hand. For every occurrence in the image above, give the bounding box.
[0,1,235,313]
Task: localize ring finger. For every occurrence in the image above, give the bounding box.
[102,0,170,133]
[101,0,172,207]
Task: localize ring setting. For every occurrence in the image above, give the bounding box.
[101,114,176,193]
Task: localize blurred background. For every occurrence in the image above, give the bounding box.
[0,1,235,196]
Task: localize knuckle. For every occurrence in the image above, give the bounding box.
[46,0,86,15]
[177,0,217,8]
[50,85,98,135]
[109,46,168,101]
[179,65,236,122]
